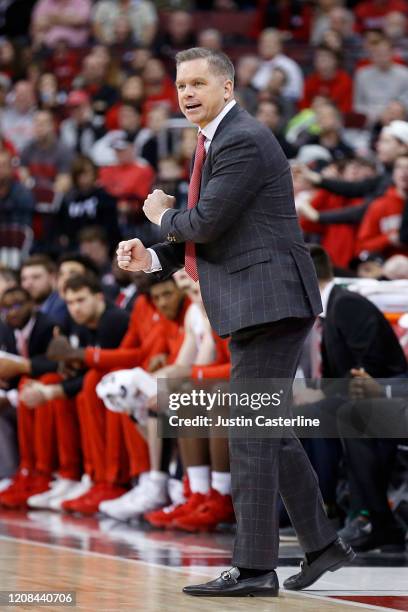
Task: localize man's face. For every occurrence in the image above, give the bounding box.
[34,112,54,141]
[1,290,33,329]
[21,265,54,303]
[150,281,183,320]
[393,157,408,194]
[57,262,86,297]
[377,132,407,164]
[176,59,233,129]
[65,288,103,326]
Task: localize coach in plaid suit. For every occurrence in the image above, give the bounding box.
[117,48,354,597]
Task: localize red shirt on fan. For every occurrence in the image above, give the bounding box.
[355,186,408,257]
[300,190,363,268]
[300,70,353,113]
[355,0,408,32]
[99,161,155,211]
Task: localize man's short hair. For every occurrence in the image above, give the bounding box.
[78,226,109,246]
[308,245,334,281]
[64,273,102,295]
[175,47,235,83]
[57,252,100,278]
[21,254,57,275]
[1,286,31,303]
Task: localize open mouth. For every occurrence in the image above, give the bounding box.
[185,103,201,111]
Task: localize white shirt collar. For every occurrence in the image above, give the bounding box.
[320,280,336,318]
[200,99,236,147]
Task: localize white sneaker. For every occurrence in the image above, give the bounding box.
[48,475,93,511]
[99,473,168,521]
[0,478,12,492]
[27,478,61,509]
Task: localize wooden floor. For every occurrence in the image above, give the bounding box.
[0,537,385,612]
[0,509,407,611]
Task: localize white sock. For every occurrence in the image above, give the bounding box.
[149,470,168,484]
[212,471,231,495]
[187,465,210,494]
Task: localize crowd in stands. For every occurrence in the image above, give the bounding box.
[0,0,408,556]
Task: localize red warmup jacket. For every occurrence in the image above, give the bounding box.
[300,189,363,268]
[355,186,408,257]
[84,296,192,371]
[301,71,353,113]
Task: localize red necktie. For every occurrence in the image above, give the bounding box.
[185,133,206,281]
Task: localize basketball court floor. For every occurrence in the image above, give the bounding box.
[0,508,407,611]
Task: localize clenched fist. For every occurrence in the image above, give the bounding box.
[116,238,152,272]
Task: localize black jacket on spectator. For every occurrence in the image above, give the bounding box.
[322,286,407,379]
[0,179,35,227]
[56,187,121,251]
[0,311,57,379]
[60,302,129,397]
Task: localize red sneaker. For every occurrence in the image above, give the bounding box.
[0,470,31,503]
[144,491,207,529]
[1,474,50,509]
[173,489,235,532]
[61,484,127,515]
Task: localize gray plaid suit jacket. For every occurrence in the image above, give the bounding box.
[153,104,322,337]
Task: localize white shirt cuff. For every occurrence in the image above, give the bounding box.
[159,208,172,226]
[144,249,162,273]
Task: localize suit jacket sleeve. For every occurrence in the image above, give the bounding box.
[160,131,265,244]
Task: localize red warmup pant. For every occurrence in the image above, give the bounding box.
[17,372,82,479]
[80,369,150,485]
[18,373,57,477]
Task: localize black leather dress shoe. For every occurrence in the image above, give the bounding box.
[183,566,279,597]
[283,537,355,591]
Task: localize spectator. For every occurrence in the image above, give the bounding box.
[142,58,179,116]
[56,252,100,299]
[353,37,408,124]
[92,0,157,47]
[31,0,91,49]
[154,10,196,61]
[60,90,105,156]
[252,27,304,100]
[355,0,408,33]
[78,226,116,288]
[310,0,342,45]
[197,28,223,51]
[370,99,408,148]
[36,73,66,117]
[155,156,188,211]
[256,100,298,159]
[91,105,161,168]
[0,150,34,227]
[20,255,67,325]
[257,0,312,43]
[301,45,353,114]
[0,80,36,153]
[56,155,120,253]
[302,103,355,161]
[328,6,361,47]
[74,53,119,118]
[234,55,260,115]
[105,76,145,131]
[258,66,297,121]
[98,134,155,242]
[19,110,74,218]
[356,154,408,258]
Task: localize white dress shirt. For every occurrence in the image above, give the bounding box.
[146,99,237,273]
